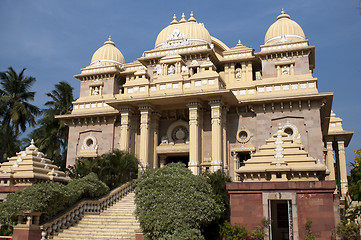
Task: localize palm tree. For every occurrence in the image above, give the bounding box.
[31,81,73,168]
[0,67,40,162]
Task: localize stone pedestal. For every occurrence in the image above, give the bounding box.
[12,212,43,240]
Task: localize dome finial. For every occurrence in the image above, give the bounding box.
[188,11,197,22]
[281,8,285,14]
[170,14,178,25]
[179,12,187,23]
[108,35,112,41]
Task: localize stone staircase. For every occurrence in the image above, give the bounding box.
[52,192,140,240]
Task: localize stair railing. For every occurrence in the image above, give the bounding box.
[40,181,135,239]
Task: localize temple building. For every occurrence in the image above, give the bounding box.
[57,10,353,239]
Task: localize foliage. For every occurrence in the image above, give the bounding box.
[220,220,269,240]
[0,67,40,162]
[135,163,222,240]
[67,149,138,189]
[0,173,108,226]
[331,220,361,240]
[30,81,74,169]
[202,170,231,240]
[305,220,316,240]
[348,149,361,201]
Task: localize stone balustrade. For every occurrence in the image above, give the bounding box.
[40,181,134,239]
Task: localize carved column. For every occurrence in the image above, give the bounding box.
[325,141,336,181]
[187,101,202,175]
[337,140,348,200]
[120,107,133,152]
[139,105,152,171]
[209,99,223,172]
[151,112,161,168]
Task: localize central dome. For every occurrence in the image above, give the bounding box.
[155,13,212,49]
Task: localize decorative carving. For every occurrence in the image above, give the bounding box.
[181,65,189,73]
[92,87,99,95]
[168,65,175,75]
[235,68,241,80]
[155,64,162,75]
[282,66,290,75]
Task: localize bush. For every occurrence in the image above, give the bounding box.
[332,220,361,240]
[0,173,109,226]
[135,163,222,240]
[67,149,138,189]
[220,220,269,240]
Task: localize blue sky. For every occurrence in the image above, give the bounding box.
[0,0,360,172]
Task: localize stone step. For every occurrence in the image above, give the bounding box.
[52,190,139,240]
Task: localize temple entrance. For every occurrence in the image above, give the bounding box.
[165,155,189,167]
[269,200,292,240]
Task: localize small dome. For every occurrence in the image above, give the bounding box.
[90,36,125,66]
[264,9,306,45]
[155,12,212,49]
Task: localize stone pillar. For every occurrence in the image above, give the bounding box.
[187,101,202,175]
[139,105,152,171]
[326,141,336,180]
[151,112,160,168]
[232,152,239,181]
[120,107,133,152]
[209,99,223,172]
[222,106,228,174]
[337,140,348,199]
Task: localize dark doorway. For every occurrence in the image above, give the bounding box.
[270,200,291,240]
[238,152,251,168]
[166,155,189,167]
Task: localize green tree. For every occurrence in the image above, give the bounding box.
[67,149,139,189]
[348,149,361,201]
[202,170,231,240]
[30,81,73,168]
[135,163,222,240]
[0,67,39,163]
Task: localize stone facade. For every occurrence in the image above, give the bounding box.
[57,10,353,238]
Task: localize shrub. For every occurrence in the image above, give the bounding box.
[220,220,269,240]
[135,162,222,240]
[305,220,316,240]
[0,173,109,226]
[67,149,138,189]
[332,220,361,240]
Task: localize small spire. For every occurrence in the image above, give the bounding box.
[31,139,35,146]
[188,11,197,22]
[179,12,187,23]
[277,8,290,20]
[104,35,115,45]
[238,40,241,45]
[170,14,178,25]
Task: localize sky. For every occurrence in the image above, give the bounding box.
[0,0,360,172]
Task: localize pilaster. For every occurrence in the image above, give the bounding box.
[209,99,223,172]
[151,112,161,168]
[119,107,133,152]
[337,140,348,200]
[187,101,202,175]
[139,105,152,171]
[325,141,336,181]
